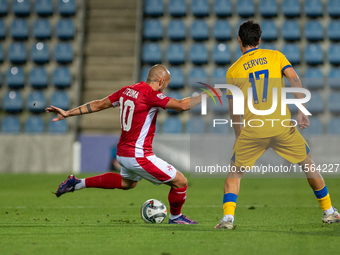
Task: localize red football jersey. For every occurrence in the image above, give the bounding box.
[108,81,170,158]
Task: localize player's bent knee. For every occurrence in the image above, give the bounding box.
[121,178,138,190]
[167,171,187,189]
[179,176,188,188]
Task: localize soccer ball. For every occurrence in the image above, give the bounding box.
[140,199,167,223]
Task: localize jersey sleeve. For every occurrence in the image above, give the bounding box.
[278,51,293,74]
[108,90,121,108]
[148,92,170,109]
[226,69,233,99]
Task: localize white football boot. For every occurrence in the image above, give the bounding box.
[322,207,340,224]
[214,217,233,229]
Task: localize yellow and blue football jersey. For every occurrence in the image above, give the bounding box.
[226,48,293,138]
[227,48,310,167]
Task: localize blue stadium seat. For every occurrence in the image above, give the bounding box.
[163,116,182,133]
[327,118,340,134]
[214,0,232,17]
[166,43,185,64]
[3,90,23,112]
[0,0,8,16]
[1,115,20,133]
[29,67,48,88]
[168,67,184,89]
[304,21,323,41]
[305,91,323,114]
[328,68,340,89]
[328,0,340,18]
[234,46,243,61]
[212,67,227,83]
[25,115,44,134]
[167,19,185,40]
[168,0,186,17]
[281,20,300,41]
[213,20,231,41]
[213,43,230,64]
[261,43,276,51]
[54,42,73,63]
[328,44,340,65]
[236,0,254,17]
[212,67,227,78]
[142,42,162,64]
[304,0,323,17]
[56,19,75,39]
[143,19,162,40]
[35,0,53,16]
[58,0,76,16]
[0,44,3,62]
[144,0,163,16]
[187,117,206,133]
[9,42,26,63]
[31,42,49,64]
[52,66,71,88]
[50,91,70,110]
[328,21,340,41]
[33,19,51,39]
[48,117,68,133]
[282,0,300,17]
[282,43,300,64]
[189,67,207,88]
[260,20,277,41]
[0,19,5,39]
[166,91,182,114]
[10,18,28,39]
[304,44,323,65]
[191,19,208,41]
[210,95,229,114]
[189,43,208,64]
[6,66,24,88]
[0,68,2,85]
[191,0,209,17]
[209,116,229,133]
[12,0,30,16]
[167,90,182,100]
[140,66,150,81]
[259,0,278,17]
[304,67,323,90]
[303,117,323,135]
[328,92,340,113]
[27,90,46,112]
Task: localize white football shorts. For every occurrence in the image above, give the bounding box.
[116,155,177,185]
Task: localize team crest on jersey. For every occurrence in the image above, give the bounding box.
[157,93,167,99]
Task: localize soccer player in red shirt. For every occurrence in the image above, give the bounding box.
[46,64,220,224]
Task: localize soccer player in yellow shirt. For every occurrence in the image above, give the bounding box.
[215,20,340,229]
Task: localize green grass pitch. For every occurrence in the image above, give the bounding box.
[0,174,339,255]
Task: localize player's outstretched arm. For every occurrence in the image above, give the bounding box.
[283,67,310,130]
[166,89,222,112]
[45,97,113,122]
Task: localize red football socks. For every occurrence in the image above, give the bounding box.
[168,185,187,215]
[85,173,123,189]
